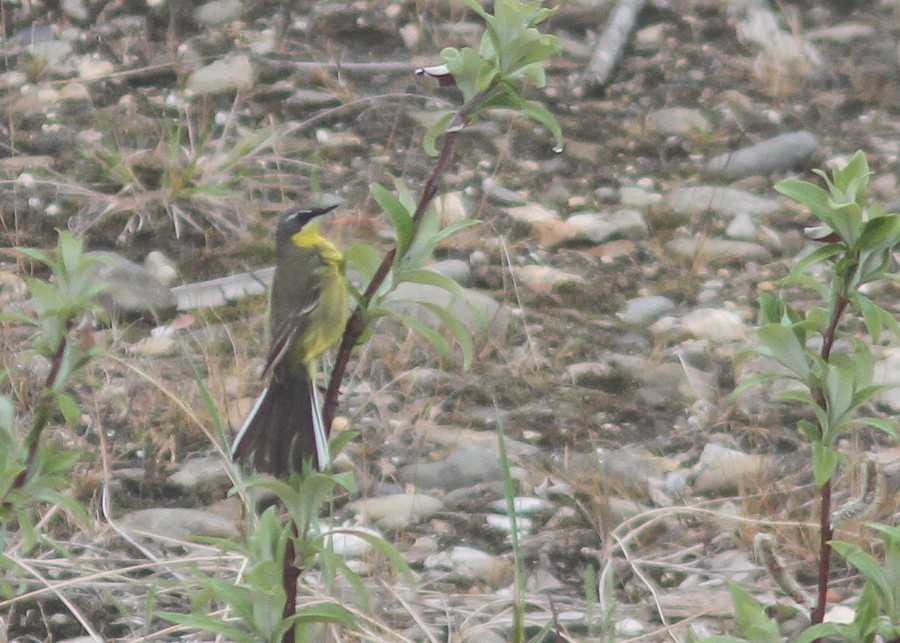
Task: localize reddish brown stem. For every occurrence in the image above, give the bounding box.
[281,524,300,643]
[10,324,72,492]
[810,293,848,631]
[322,128,461,428]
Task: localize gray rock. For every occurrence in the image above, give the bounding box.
[510,265,588,294]
[645,107,712,136]
[726,211,757,240]
[566,209,647,242]
[168,455,231,492]
[77,59,115,80]
[195,0,243,26]
[483,178,527,205]
[448,546,514,587]
[618,295,677,326]
[504,202,560,225]
[186,55,254,95]
[127,334,177,357]
[873,347,900,411]
[347,493,443,530]
[619,186,663,208]
[707,131,820,179]
[488,496,553,514]
[88,251,177,319]
[398,448,501,490]
[430,258,472,287]
[679,308,749,343]
[119,508,239,540]
[665,186,781,219]
[666,237,773,265]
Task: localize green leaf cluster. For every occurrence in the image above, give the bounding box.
[345,181,481,369]
[750,153,900,486]
[424,0,563,154]
[0,231,105,547]
[163,467,413,641]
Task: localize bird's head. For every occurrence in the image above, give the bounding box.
[276,204,339,247]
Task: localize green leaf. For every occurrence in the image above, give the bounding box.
[775,179,832,222]
[796,419,820,441]
[382,308,450,358]
[854,417,898,438]
[812,442,838,486]
[831,539,893,615]
[858,213,900,252]
[729,372,783,400]
[422,112,454,157]
[55,393,80,428]
[370,183,414,257]
[793,623,853,643]
[757,324,810,379]
[727,581,782,642]
[518,98,564,153]
[857,294,884,343]
[397,267,465,298]
[791,243,844,276]
[420,302,475,369]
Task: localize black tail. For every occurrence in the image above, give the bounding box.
[231,369,330,476]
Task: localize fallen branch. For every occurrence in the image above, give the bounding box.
[581,0,647,90]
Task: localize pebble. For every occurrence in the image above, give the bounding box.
[347,493,443,530]
[666,237,773,265]
[185,54,254,95]
[504,202,560,226]
[619,186,663,208]
[872,347,900,411]
[645,107,712,136]
[398,448,502,490]
[127,334,177,357]
[168,455,230,493]
[77,59,115,80]
[417,424,537,457]
[144,251,179,286]
[326,525,382,557]
[484,513,533,535]
[119,508,239,540]
[483,178,526,205]
[88,251,177,319]
[693,453,772,496]
[566,361,614,388]
[707,131,820,179]
[195,0,244,26]
[726,211,757,240]
[566,209,647,242]
[665,186,781,219]
[510,265,589,294]
[488,497,553,514]
[448,546,514,587]
[618,295,677,326]
[679,308,748,343]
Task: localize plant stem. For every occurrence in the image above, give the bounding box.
[321,80,502,428]
[11,327,71,492]
[281,522,300,643]
[810,292,848,629]
[322,122,461,428]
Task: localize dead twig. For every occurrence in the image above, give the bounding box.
[581,0,648,90]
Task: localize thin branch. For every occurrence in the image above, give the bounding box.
[322,117,463,428]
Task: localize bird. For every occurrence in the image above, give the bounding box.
[231,204,348,476]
